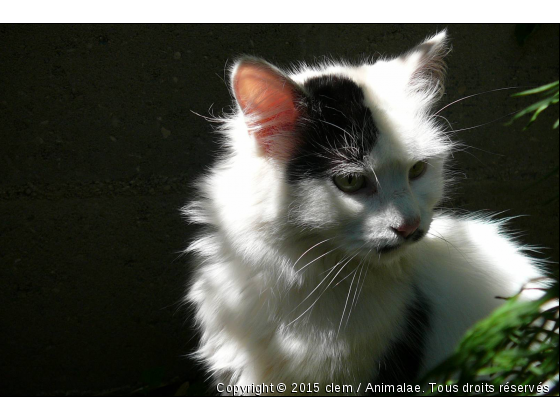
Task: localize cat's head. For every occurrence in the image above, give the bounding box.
[224,31,452,262]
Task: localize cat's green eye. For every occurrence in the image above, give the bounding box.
[333,174,366,193]
[409,161,427,180]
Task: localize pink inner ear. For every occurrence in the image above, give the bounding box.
[233,61,300,158]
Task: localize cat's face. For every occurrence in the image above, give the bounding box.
[288,137,445,261]
[229,31,451,261]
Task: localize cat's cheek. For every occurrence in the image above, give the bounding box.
[289,181,345,228]
[418,211,434,237]
[411,169,445,210]
[413,184,438,210]
[336,191,367,214]
[410,186,439,239]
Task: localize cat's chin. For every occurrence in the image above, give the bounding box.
[341,229,426,261]
[377,244,402,254]
[374,243,409,263]
[371,236,426,264]
[338,241,411,265]
[377,228,427,258]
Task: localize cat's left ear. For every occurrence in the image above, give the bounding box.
[398,30,450,100]
[231,58,305,159]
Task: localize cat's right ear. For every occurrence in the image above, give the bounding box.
[231,58,304,158]
[397,30,450,101]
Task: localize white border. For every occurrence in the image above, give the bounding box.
[2,1,560,23]
[2,396,558,420]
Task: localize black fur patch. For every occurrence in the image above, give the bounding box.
[377,244,401,254]
[287,75,378,182]
[411,229,426,242]
[367,287,431,392]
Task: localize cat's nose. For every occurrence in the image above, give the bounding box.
[392,218,420,239]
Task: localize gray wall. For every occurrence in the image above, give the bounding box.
[0,24,558,395]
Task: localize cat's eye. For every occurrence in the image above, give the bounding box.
[333,174,366,193]
[409,161,427,180]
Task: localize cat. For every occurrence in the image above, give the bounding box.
[183,30,548,395]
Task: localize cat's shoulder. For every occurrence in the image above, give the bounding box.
[413,212,545,300]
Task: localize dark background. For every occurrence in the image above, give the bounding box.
[0,24,558,396]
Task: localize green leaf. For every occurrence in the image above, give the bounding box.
[510,97,554,121]
[419,283,559,396]
[523,103,551,130]
[507,82,559,128]
[511,81,559,97]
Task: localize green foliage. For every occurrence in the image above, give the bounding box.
[421,282,559,396]
[510,81,559,204]
[507,81,559,130]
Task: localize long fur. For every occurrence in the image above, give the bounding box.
[183,31,547,395]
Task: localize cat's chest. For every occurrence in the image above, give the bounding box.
[276,259,413,329]
[266,269,415,383]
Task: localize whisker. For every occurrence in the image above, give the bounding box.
[292,237,334,271]
[427,229,475,269]
[288,252,359,326]
[350,250,371,312]
[337,257,364,335]
[350,251,372,322]
[445,110,521,134]
[340,250,372,334]
[294,245,343,276]
[289,251,352,315]
[455,143,505,157]
[333,264,360,287]
[434,86,530,116]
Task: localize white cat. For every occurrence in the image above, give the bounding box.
[184,31,547,395]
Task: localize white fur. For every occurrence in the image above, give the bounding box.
[184,31,548,395]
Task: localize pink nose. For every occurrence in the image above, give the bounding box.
[393,219,420,239]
